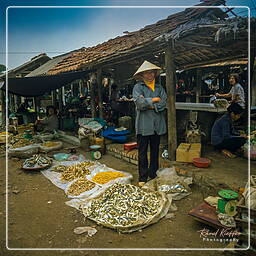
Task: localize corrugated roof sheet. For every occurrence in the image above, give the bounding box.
[26,53,72,77]
[0,53,50,79]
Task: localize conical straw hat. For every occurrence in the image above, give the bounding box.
[133,60,161,78]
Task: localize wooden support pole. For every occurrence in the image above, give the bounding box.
[0,90,6,126]
[97,68,103,119]
[51,90,57,108]
[165,42,177,161]
[89,73,97,118]
[33,97,39,113]
[62,87,66,106]
[251,57,256,106]
[9,93,15,113]
[14,95,21,112]
[58,88,63,113]
[196,69,202,103]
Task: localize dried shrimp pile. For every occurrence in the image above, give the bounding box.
[66,177,96,196]
[61,162,93,182]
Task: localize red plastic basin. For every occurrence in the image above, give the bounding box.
[192,157,211,168]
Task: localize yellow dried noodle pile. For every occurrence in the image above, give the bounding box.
[92,171,127,184]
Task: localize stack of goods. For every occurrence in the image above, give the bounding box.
[0,131,8,144]
[66,177,96,196]
[91,171,127,185]
[61,162,93,182]
[23,154,52,169]
[82,183,166,232]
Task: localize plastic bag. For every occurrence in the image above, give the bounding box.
[155,167,192,200]
[53,153,71,161]
[243,142,256,161]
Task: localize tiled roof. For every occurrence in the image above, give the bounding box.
[47,0,226,75]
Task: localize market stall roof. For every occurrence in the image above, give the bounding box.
[0,53,51,79]
[25,53,72,77]
[44,0,254,76]
[0,70,89,97]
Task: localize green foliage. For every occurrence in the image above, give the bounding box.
[0,64,6,73]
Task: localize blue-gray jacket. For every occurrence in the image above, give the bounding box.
[211,113,240,146]
[132,81,167,136]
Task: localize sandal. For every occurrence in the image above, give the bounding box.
[222,149,236,158]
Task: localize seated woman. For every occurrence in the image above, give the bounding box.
[35,105,59,133]
[211,103,247,158]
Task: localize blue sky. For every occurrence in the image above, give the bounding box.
[0,0,255,70]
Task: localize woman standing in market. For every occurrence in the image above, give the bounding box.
[211,102,247,158]
[216,73,245,108]
[132,61,167,187]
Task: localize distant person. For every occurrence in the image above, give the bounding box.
[216,73,245,108]
[35,105,58,133]
[211,103,247,158]
[110,84,121,126]
[132,60,167,187]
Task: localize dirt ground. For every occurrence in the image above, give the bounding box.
[0,145,255,256]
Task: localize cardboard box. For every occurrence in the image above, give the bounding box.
[176,143,201,163]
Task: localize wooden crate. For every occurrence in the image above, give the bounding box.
[176,143,201,163]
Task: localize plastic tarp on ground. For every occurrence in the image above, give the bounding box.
[1,71,89,97]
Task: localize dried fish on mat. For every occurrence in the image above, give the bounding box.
[81,183,169,233]
[23,154,52,169]
[61,162,93,182]
[52,165,66,173]
[66,177,96,196]
[91,171,127,184]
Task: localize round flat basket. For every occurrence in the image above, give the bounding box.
[22,164,51,171]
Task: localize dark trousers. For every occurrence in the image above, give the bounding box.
[215,137,246,152]
[137,134,160,182]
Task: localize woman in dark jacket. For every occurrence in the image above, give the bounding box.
[211,103,247,158]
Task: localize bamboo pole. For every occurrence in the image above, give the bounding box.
[165,41,177,161]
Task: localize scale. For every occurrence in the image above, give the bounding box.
[23,129,32,139]
[90,145,102,160]
[217,190,239,217]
